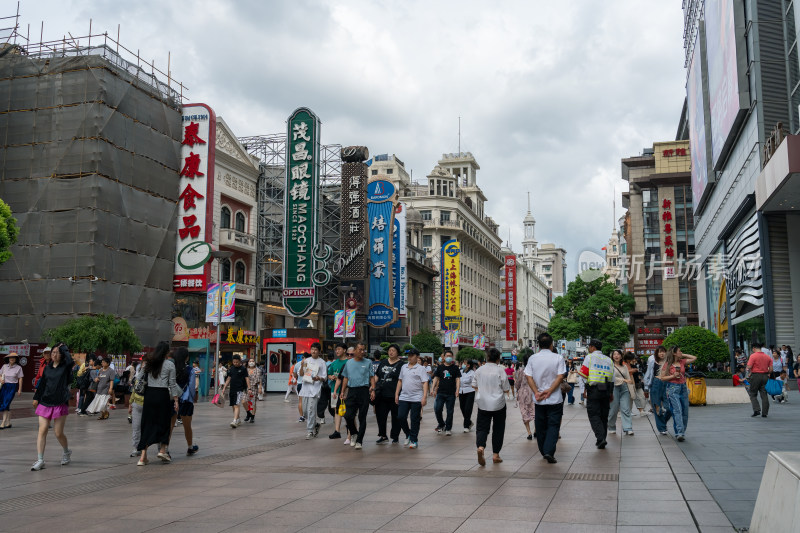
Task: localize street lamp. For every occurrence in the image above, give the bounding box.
[211,250,233,396]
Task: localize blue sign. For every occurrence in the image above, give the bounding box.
[272,329,287,338]
[366,179,397,328]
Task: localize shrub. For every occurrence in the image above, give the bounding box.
[456,346,485,362]
[662,325,729,369]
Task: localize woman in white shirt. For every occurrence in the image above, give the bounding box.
[458,360,478,433]
[473,348,510,466]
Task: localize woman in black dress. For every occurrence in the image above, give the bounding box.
[137,342,181,465]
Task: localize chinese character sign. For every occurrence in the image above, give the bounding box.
[441,240,461,330]
[339,147,369,280]
[205,282,236,323]
[662,198,675,262]
[283,108,320,317]
[366,179,397,328]
[505,255,517,341]
[392,202,408,322]
[174,104,215,292]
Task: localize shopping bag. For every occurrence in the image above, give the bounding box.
[212,393,225,407]
[338,402,346,416]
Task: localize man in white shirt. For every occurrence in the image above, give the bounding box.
[473,347,510,466]
[525,333,566,464]
[299,343,327,439]
[395,348,429,449]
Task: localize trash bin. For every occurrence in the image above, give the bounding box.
[687,373,707,406]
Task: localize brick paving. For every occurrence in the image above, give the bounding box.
[0,392,759,532]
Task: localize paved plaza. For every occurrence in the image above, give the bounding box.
[2,392,796,532]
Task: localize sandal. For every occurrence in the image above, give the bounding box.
[137,459,149,466]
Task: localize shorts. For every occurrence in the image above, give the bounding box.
[35,403,69,420]
[178,400,194,417]
[297,383,303,394]
[229,391,244,407]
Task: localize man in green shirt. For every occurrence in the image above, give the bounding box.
[327,342,349,440]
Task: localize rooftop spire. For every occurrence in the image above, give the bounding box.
[527,191,531,213]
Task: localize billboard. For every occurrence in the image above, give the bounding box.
[687,24,714,209]
[283,108,321,317]
[392,202,408,321]
[504,255,517,341]
[366,179,397,327]
[705,0,748,169]
[174,104,215,292]
[205,282,236,323]
[441,240,461,330]
[338,146,369,280]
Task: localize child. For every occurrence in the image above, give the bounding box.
[775,370,789,403]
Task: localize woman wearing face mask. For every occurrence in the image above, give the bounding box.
[244,358,263,423]
[458,360,477,432]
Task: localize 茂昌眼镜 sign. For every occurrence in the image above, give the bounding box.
[283,108,321,317]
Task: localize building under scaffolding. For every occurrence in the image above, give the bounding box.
[0,25,185,346]
[239,135,342,334]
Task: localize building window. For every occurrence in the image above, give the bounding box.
[387,168,393,174]
[235,260,246,284]
[221,207,231,229]
[420,210,432,221]
[371,169,378,175]
[235,212,246,233]
[423,234,432,248]
[221,259,231,282]
[612,245,617,253]
[441,210,451,221]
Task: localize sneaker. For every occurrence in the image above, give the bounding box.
[177,419,183,425]
[350,439,357,447]
[187,445,199,456]
[543,454,558,464]
[284,399,290,403]
[127,415,132,424]
[752,411,761,417]
[677,435,685,442]
[596,440,607,449]
[354,442,363,450]
[409,442,418,449]
[463,427,470,433]
[625,430,634,436]
[230,420,237,428]
[608,429,616,434]
[298,417,306,423]
[527,434,533,441]
[329,431,341,439]
[659,431,668,435]
[61,449,72,465]
[157,452,171,463]
[391,439,399,444]
[404,437,411,446]
[376,436,389,444]
[445,430,452,436]
[435,427,443,435]
[343,438,351,445]
[79,413,87,417]
[306,433,313,440]
[762,414,768,418]
[235,419,242,427]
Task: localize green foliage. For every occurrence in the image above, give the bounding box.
[704,371,733,380]
[402,343,415,353]
[661,325,729,369]
[456,346,485,362]
[519,347,534,359]
[411,329,443,356]
[46,314,143,355]
[0,198,20,266]
[548,274,634,349]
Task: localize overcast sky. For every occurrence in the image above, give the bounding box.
[15,0,686,281]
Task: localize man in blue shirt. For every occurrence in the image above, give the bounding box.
[340,341,376,449]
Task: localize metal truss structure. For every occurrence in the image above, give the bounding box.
[239,135,342,321]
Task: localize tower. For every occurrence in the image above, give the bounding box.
[521,192,539,273]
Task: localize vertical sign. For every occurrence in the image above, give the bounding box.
[335,310,356,337]
[339,146,369,281]
[499,265,506,340]
[392,202,408,322]
[283,108,320,317]
[366,178,397,327]
[174,104,216,292]
[205,282,236,323]
[441,240,461,330]
[505,255,517,341]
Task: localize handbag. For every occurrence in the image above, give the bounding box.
[765,379,782,397]
[566,372,578,384]
[212,393,225,407]
[560,380,572,394]
[133,374,147,396]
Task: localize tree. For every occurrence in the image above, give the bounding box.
[662,325,729,369]
[548,274,634,350]
[46,314,143,354]
[0,198,20,266]
[456,346,485,362]
[411,329,444,356]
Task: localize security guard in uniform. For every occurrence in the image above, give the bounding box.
[579,339,613,449]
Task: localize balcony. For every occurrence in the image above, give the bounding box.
[219,228,256,254]
[422,218,461,229]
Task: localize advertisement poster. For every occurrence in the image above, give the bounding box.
[688,27,710,208]
[441,240,461,330]
[205,282,236,323]
[334,310,356,338]
[366,178,397,327]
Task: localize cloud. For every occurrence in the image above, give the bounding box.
[17,0,686,281]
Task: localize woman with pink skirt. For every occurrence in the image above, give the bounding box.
[31,343,73,471]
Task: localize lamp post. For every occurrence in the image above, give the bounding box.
[211,250,233,396]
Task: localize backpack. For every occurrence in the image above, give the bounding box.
[76,368,92,389]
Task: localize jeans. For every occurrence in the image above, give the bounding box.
[397,400,422,443]
[649,379,671,433]
[608,383,632,432]
[666,382,689,436]
[534,402,564,457]
[566,383,575,404]
[434,393,456,431]
[586,385,611,442]
[748,373,770,415]
[344,386,370,444]
[375,395,400,440]
[459,391,475,429]
[302,395,319,434]
[476,406,506,453]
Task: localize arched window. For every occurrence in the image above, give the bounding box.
[235,260,246,284]
[235,212,246,232]
[220,207,231,229]
[221,259,231,282]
